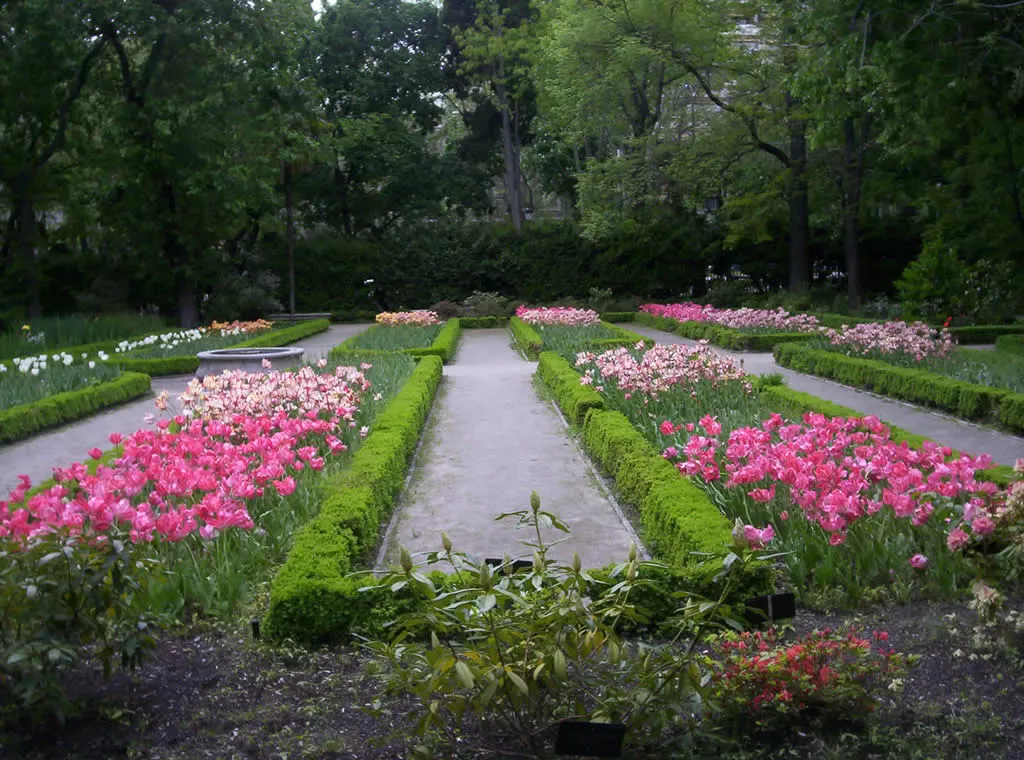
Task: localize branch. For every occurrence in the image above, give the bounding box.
[684,63,790,167]
[102,22,139,104]
[34,37,107,171]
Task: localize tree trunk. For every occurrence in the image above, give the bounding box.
[842,116,868,310]
[15,184,43,319]
[495,78,523,231]
[177,277,199,329]
[787,96,810,293]
[284,161,296,315]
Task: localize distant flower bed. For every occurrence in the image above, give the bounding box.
[115,319,273,359]
[640,303,820,333]
[816,320,954,360]
[516,305,600,326]
[376,311,440,326]
[0,350,119,411]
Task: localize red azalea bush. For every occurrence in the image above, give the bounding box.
[705,626,911,731]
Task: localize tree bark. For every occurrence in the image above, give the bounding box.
[495,75,523,231]
[15,182,42,319]
[284,161,296,315]
[176,278,199,329]
[842,114,871,309]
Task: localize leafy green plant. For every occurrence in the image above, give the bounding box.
[363,492,767,759]
[0,530,161,723]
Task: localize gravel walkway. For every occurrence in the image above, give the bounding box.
[379,329,641,570]
[629,324,1024,467]
[0,323,370,496]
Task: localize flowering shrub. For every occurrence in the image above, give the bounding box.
[705,626,911,730]
[375,310,440,326]
[515,305,600,326]
[663,412,1006,598]
[640,303,820,333]
[576,343,750,399]
[817,320,955,361]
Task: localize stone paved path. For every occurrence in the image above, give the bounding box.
[379,329,641,569]
[0,323,370,496]
[629,324,1024,467]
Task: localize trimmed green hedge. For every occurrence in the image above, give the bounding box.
[536,352,772,600]
[757,384,1015,487]
[774,343,1024,434]
[330,319,462,364]
[509,316,544,358]
[113,319,331,376]
[264,355,444,645]
[634,312,814,352]
[459,316,509,328]
[537,351,605,427]
[995,334,1024,356]
[0,372,151,444]
[948,324,1024,345]
[600,312,636,323]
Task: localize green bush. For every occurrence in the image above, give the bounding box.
[0,530,161,722]
[509,317,544,358]
[0,372,151,444]
[756,384,1014,487]
[536,351,605,427]
[263,356,443,645]
[600,311,636,323]
[996,334,1024,356]
[459,316,508,328]
[898,247,1018,324]
[949,324,1024,344]
[773,343,1023,432]
[113,319,330,376]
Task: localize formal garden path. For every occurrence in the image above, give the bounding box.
[379,328,641,569]
[0,323,371,497]
[629,324,1024,467]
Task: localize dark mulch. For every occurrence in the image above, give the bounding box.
[1,600,1022,760]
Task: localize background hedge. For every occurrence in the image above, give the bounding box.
[0,371,151,444]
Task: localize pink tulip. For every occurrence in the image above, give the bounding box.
[909,554,929,570]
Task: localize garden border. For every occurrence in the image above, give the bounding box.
[634,312,814,352]
[510,317,652,360]
[329,318,462,364]
[0,371,151,445]
[773,342,1024,434]
[263,355,444,644]
[112,319,332,376]
[535,351,773,603]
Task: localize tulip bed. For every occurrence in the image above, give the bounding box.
[551,342,1018,606]
[0,350,421,713]
[331,317,461,363]
[510,307,651,360]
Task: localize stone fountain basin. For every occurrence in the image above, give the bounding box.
[195,346,304,378]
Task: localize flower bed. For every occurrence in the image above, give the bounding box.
[1,349,119,411]
[113,319,273,359]
[0,372,152,444]
[375,310,441,327]
[569,342,1013,605]
[510,316,650,360]
[113,318,330,376]
[634,311,816,352]
[640,303,821,333]
[331,319,461,363]
[515,305,601,326]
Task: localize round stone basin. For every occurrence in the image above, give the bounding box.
[195,346,304,378]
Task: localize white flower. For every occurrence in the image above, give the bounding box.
[31,367,39,376]
[88,361,96,369]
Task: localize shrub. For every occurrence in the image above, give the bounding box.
[362,492,768,759]
[0,530,161,722]
[705,626,912,733]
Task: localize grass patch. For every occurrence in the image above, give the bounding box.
[341,324,443,352]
